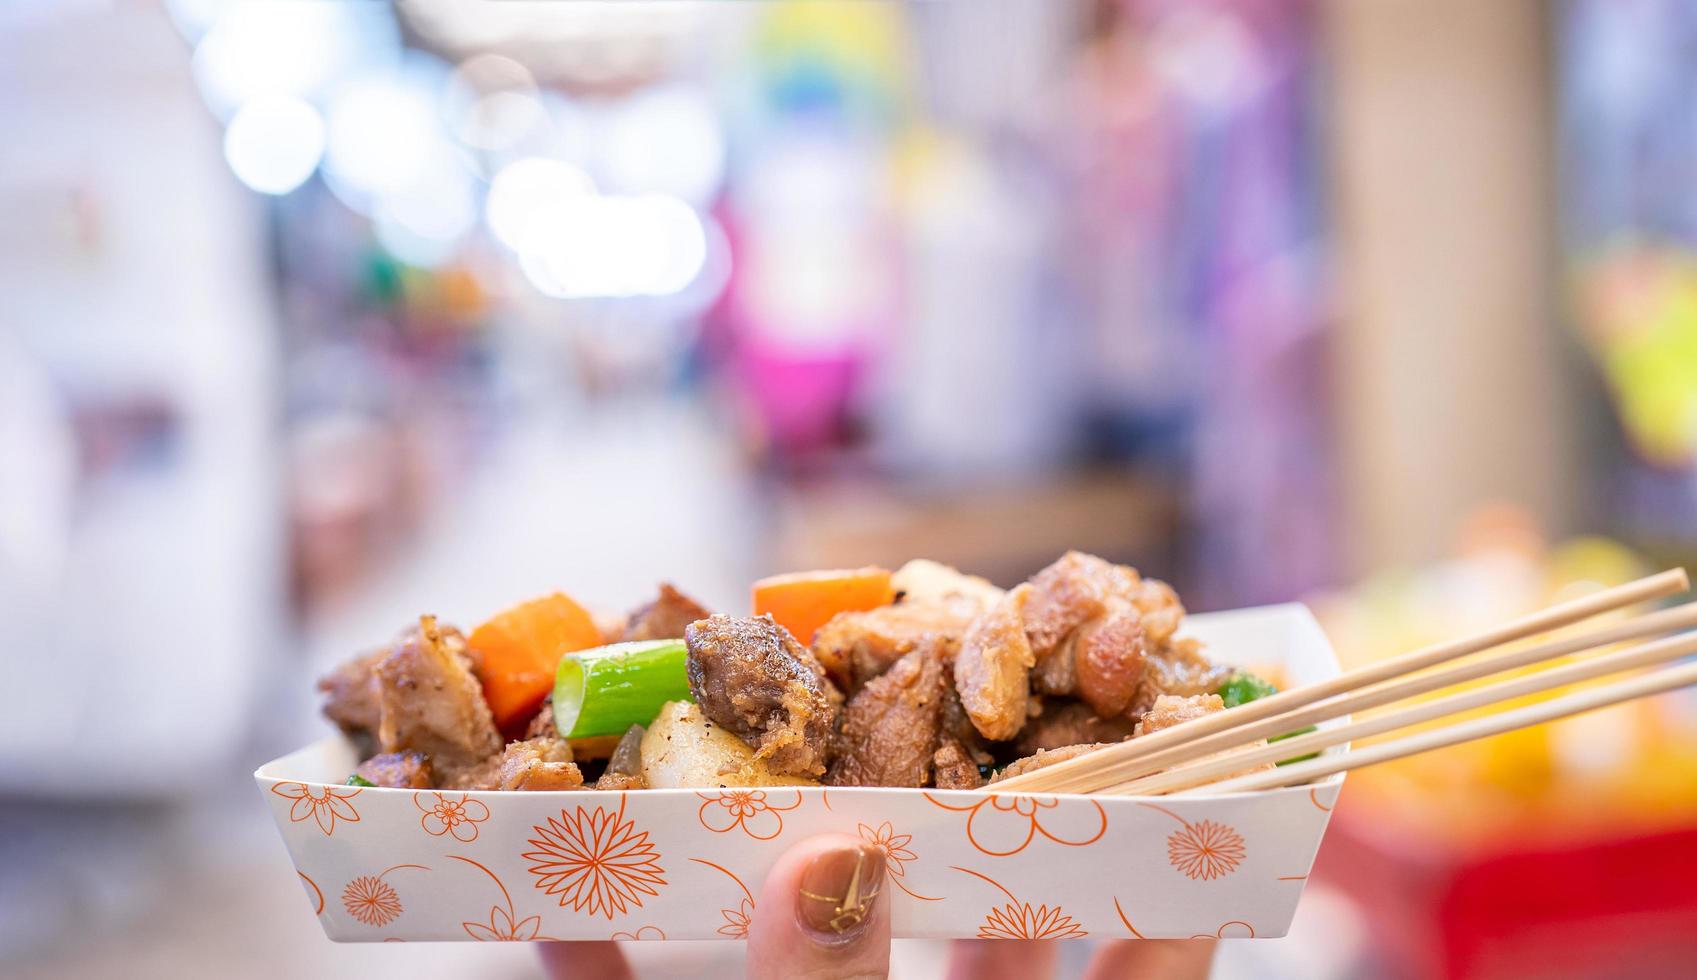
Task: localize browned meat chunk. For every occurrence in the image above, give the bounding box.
[318,649,385,745]
[685,614,841,778]
[595,773,645,791]
[1013,700,1138,756]
[1130,639,1234,717]
[953,584,1036,741]
[354,751,434,789]
[826,643,949,787]
[619,583,712,642]
[1133,693,1225,737]
[1017,553,1182,720]
[993,742,1107,782]
[1073,597,1147,718]
[890,559,1004,609]
[931,738,985,790]
[812,596,979,693]
[1021,551,1122,655]
[493,737,585,791]
[524,698,557,740]
[1127,577,1185,649]
[374,616,503,784]
[1030,632,1077,697]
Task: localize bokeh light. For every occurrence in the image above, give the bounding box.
[598,85,726,205]
[221,96,326,195]
[189,1,397,120]
[484,156,597,254]
[519,194,707,299]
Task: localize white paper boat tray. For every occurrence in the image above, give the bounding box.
[257,603,1343,941]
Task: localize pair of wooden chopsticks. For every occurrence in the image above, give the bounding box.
[992,568,1697,797]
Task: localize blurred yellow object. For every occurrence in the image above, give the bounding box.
[1310,529,1697,846]
[1574,242,1697,467]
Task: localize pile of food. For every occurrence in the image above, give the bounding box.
[318,551,1284,792]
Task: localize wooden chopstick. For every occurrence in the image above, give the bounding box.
[994,570,1692,794]
[1105,625,1697,796]
[1177,657,1697,796]
[1085,601,1697,794]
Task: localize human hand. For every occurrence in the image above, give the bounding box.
[538,832,1217,980]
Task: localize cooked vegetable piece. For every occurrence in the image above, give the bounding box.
[606,723,646,776]
[639,700,818,789]
[1218,671,1279,708]
[346,774,376,787]
[751,567,894,645]
[554,640,693,739]
[1271,724,1320,764]
[469,593,604,730]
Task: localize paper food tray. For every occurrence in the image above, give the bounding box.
[257,602,1344,941]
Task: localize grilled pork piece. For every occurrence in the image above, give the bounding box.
[811,595,979,694]
[931,738,985,790]
[318,648,386,749]
[993,742,1107,782]
[952,584,1036,741]
[374,616,503,785]
[684,614,841,778]
[1021,551,1126,656]
[826,642,950,787]
[354,751,434,789]
[619,583,712,642]
[494,737,584,791]
[889,558,1004,610]
[1133,693,1225,737]
[1129,639,1234,718]
[1013,700,1138,756]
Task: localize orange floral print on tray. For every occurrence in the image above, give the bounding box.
[271,782,361,837]
[924,792,1107,856]
[523,794,666,920]
[1142,803,1246,881]
[1114,897,1255,939]
[415,791,490,843]
[610,925,666,941]
[857,821,941,901]
[954,867,1086,940]
[341,865,427,928]
[689,858,757,939]
[696,789,802,841]
[451,855,559,942]
[298,871,324,916]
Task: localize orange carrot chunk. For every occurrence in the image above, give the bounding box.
[468,593,603,730]
[751,567,895,645]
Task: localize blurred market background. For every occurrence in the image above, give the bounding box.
[3,0,1697,977]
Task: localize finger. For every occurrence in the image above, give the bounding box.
[538,940,635,980]
[1082,939,1216,980]
[945,939,1059,980]
[747,833,891,980]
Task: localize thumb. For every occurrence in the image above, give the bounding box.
[746,833,891,980]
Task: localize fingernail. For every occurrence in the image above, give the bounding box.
[795,845,885,940]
